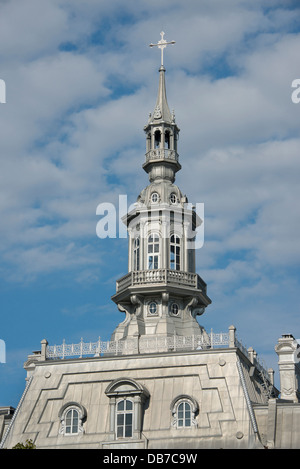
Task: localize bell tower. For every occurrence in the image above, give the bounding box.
[111,33,211,347]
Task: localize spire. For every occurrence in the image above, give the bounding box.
[148,32,175,125]
[143,33,180,182]
[150,65,173,124]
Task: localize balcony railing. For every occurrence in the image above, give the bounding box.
[45,332,229,360]
[145,149,179,163]
[116,269,207,294]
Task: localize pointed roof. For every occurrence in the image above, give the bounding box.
[149,65,173,124]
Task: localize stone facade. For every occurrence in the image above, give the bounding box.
[0,332,276,449]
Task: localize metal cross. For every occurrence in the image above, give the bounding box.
[149,31,175,66]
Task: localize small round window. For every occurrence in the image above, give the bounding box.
[170,303,179,316]
[151,192,159,204]
[170,193,177,204]
[149,302,157,315]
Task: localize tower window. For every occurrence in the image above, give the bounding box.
[170,303,179,316]
[151,192,159,204]
[116,399,133,439]
[165,130,171,149]
[154,130,161,149]
[170,234,180,271]
[148,234,160,269]
[149,301,157,315]
[133,238,140,271]
[170,193,177,204]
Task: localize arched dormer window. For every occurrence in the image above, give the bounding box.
[105,378,150,440]
[148,234,160,269]
[170,395,198,429]
[58,402,86,435]
[133,237,140,271]
[116,398,133,439]
[170,234,180,270]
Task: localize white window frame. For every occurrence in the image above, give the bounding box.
[133,237,140,271]
[115,398,134,439]
[147,233,160,270]
[170,395,198,429]
[58,402,86,436]
[170,234,181,271]
[105,378,150,441]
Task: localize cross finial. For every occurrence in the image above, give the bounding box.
[149,31,175,67]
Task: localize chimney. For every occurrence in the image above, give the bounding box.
[275,334,300,402]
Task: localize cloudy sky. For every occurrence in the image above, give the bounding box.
[0,0,299,406]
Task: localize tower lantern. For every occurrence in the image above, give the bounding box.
[111,34,211,347]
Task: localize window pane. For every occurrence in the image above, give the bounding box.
[117,414,124,425]
[185,417,191,427]
[117,400,124,411]
[126,400,133,410]
[125,425,132,438]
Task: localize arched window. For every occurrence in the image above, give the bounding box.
[154,130,161,149]
[177,402,191,428]
[105,378,150,441]
[170,302,179,316]
[133,238,140,271]
[170,234,180,270]
[165,130,171,149]
[148,301,158,315]
[148,234,160,269]
[116,399,133,439]
[65,408,79,434]
[58,403,86,435]
[170,395,198,429]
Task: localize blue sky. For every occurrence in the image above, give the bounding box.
[0,0,300,407]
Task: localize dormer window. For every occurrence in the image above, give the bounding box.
[170,395,199,429]
[58,403,86,435]
[105,378,150,441]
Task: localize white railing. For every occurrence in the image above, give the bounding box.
[46,332,231,360]
[116,269,207,293]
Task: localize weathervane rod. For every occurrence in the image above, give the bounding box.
[149,31,175,67]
